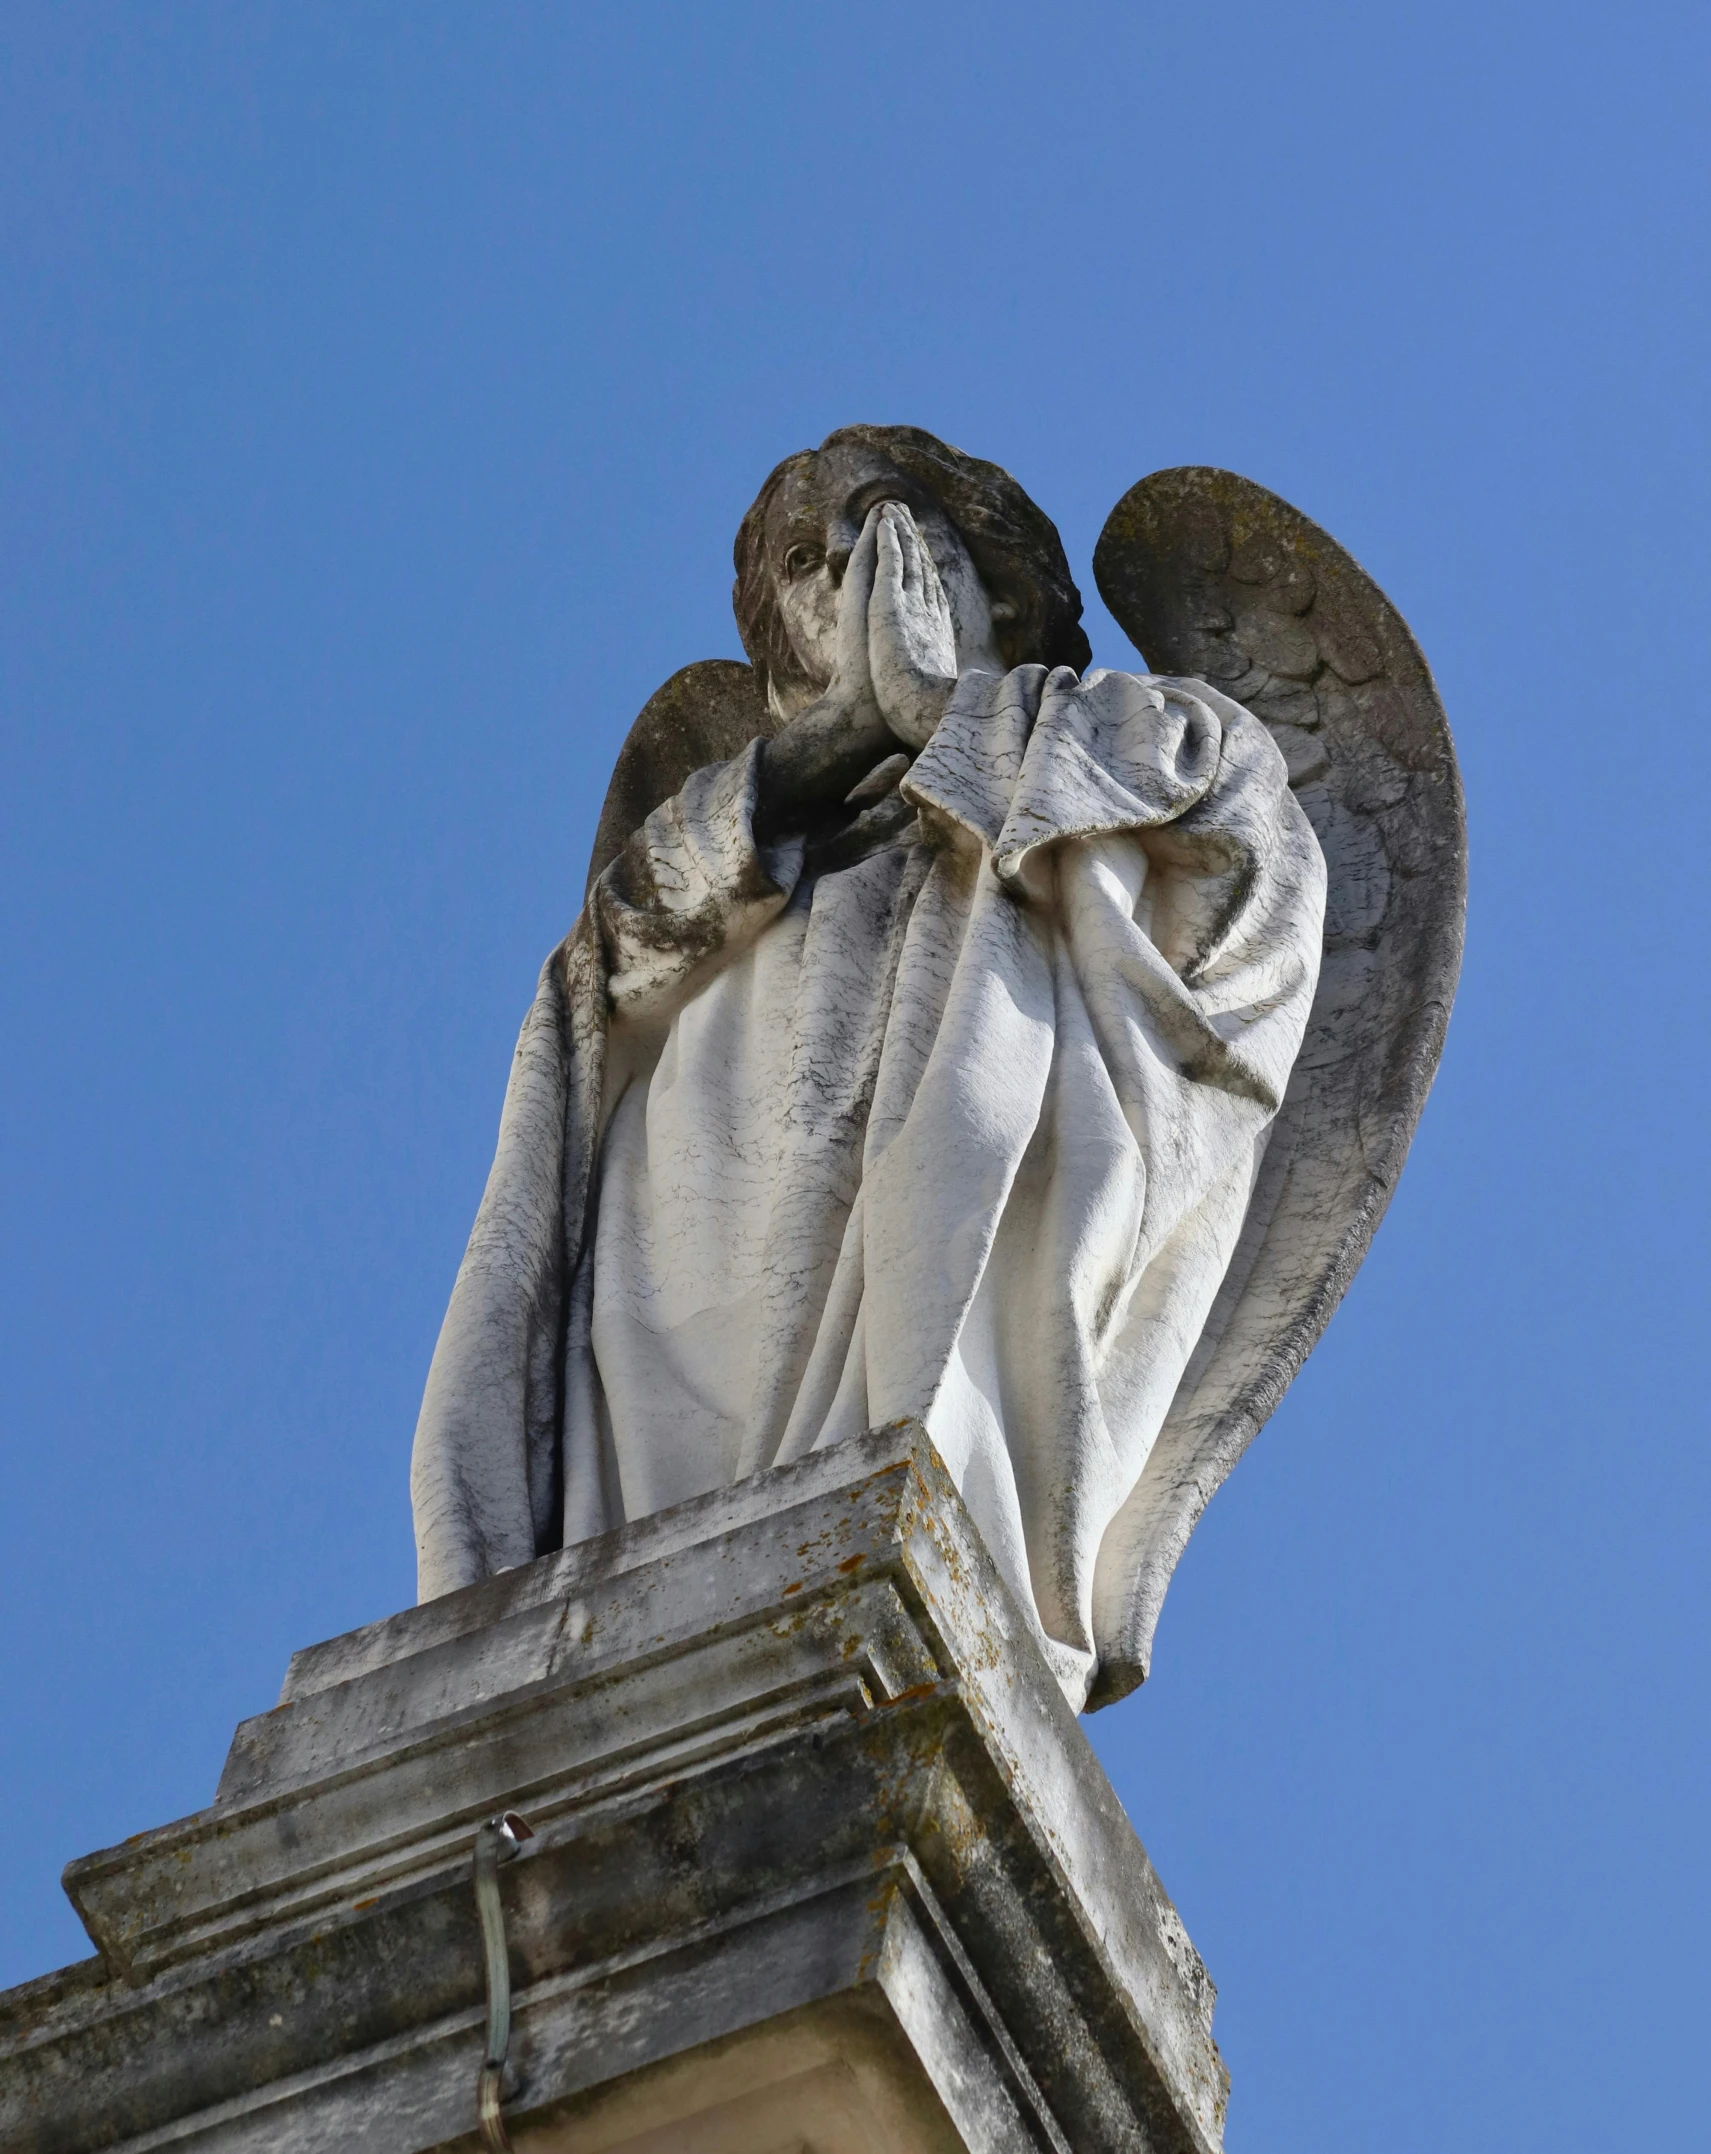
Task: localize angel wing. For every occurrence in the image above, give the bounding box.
[1085,467,1466,1703]
[584,658,776,897]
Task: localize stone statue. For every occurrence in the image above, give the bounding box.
[410,427,1464,1710]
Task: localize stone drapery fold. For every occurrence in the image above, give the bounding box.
[411,668,1325,1706]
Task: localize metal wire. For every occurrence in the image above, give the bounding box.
[472,1813,533,2154]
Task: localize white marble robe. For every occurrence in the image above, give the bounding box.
[411,665,1325,1706]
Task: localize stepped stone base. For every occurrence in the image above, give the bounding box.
[0,1423,1228,2153]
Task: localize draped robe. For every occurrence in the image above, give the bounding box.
[411,665,1326,1707]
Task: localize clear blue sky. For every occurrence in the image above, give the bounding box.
[2,3,1706,2144]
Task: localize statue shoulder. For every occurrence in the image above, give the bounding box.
[585,660,775,897]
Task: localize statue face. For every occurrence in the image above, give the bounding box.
[762,443,1004,716]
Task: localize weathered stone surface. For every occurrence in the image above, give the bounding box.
[1089,466,1465,1703]
[2,1424,1227,2153]
[493,451,1462,1716]
[583,658,775,898]
[416,450,1330,1711]
[510,1994,981,2151]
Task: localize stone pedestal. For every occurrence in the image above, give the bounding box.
[0,1424,1228,2152]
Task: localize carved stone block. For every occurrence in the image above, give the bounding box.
[1,1426,1226,2153]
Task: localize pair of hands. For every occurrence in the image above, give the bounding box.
[756,502,961,837]
[836,499,960,756]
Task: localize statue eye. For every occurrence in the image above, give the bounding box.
[783,543,822,581]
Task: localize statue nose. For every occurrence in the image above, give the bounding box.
[823,508,872,586]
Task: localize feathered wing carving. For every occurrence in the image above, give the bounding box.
[585,658,776,896]
[582,474,1465,1711]
[1086,467,1466,1704]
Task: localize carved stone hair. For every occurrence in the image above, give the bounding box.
[732,424,1093,702]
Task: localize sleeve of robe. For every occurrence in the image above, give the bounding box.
[410,743,798,1599]
[880,665,1327,1677]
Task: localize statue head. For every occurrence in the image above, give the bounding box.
[733,425,1092,719]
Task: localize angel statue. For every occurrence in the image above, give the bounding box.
[410,426,1464,1710]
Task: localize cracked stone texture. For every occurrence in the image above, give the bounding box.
[0,1425,1227,2154]
[568,466,1464,1707]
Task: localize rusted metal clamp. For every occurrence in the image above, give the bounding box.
[473,1812,533,2153]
